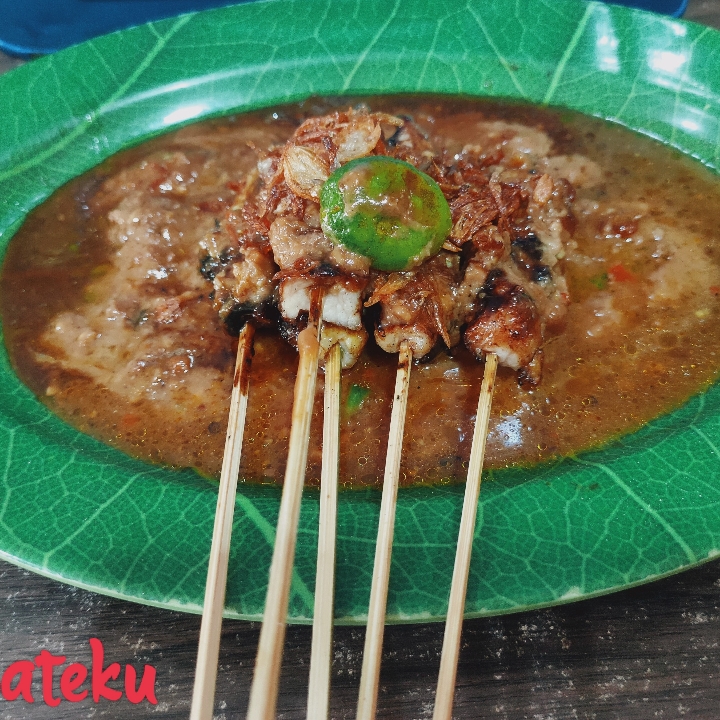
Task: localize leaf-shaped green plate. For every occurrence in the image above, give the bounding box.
[1,0,720,623]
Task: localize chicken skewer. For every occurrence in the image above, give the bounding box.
[203,113,392,720]
[190,322,255,720]
[211,215,345,719]
[276,151,451,720]
[355,339,413,720]
[200,108,577,718]
[354,258,458,720]
[246,288,324,720]
[347,153,575,718]
[202,232,327,720]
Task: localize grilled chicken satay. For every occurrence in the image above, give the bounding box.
[360,144,576,384]
[199,175,278,331]
[270,213,370,369]
[195,106,583,720]
[317,151,456,720]
[365,251,462,357]
[202,108,580,387]
[457,166,575,384]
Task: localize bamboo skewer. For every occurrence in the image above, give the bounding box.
[246,291,324,720]
[307,340,342,720]
[432,352,498,720]
[190,322,256,720]
[356,339,414,720]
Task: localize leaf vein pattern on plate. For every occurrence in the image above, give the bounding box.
[41,474,139,567]
[542,3,593,106]
[0,15,194,184]
[573,457,698,564]
[466,3,526,97]
[235,495,314,610]
[341,0,402,91]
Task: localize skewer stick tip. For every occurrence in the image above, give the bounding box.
[356,340,414,720]
[432,351,498,720]
[190,322,255,720]
[246,294,324,720]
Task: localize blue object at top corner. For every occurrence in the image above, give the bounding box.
[0,0,691,58]
[607,0,688,17]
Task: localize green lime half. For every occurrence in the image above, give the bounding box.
[320,156,452,272]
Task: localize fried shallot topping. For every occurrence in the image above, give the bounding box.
[200,105,580,382]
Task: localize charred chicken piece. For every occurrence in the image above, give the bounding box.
[464,271,542,381]
[199,191,278,333]
[365,253,462,358]
[276,262,369,369]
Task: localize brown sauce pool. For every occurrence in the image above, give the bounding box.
[2,97,720,487]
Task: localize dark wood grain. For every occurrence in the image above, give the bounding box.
[4,558,720,718]
[2,2,720,717]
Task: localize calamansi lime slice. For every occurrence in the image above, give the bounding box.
[320,156,451,272]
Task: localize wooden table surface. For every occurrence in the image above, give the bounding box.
[2,2,720,718]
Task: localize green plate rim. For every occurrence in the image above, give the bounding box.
[1,0,720,624]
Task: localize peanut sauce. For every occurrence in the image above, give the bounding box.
[2,97,720,487]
